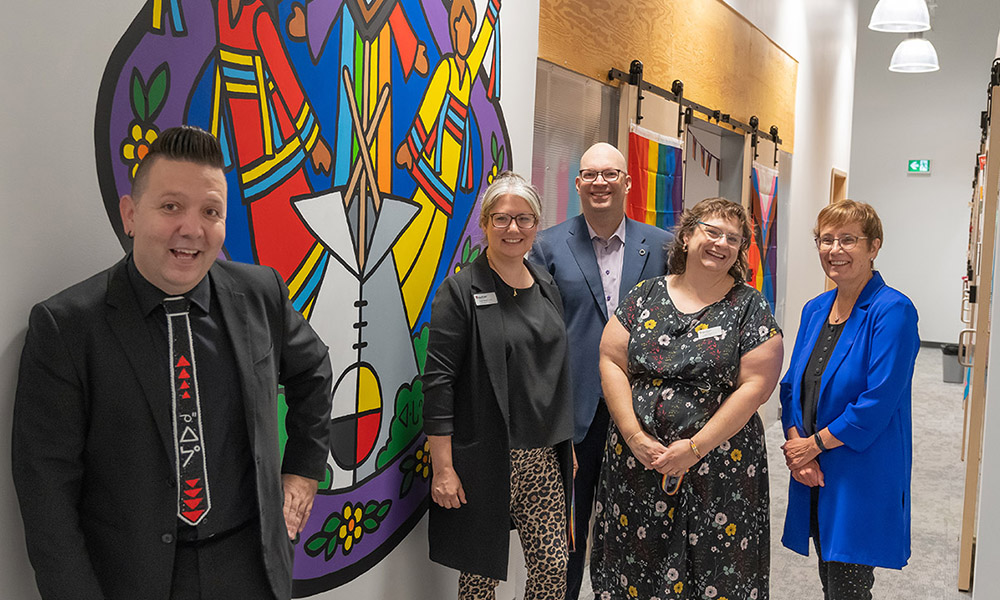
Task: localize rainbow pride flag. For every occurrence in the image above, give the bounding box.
[748,161,779,312]
[626,124,683,231]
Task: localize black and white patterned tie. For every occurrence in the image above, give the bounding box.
[163,296,211,526]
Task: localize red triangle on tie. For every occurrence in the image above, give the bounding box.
[185,478,201,487]
[183,498,203,509]
[182,509,205,523]
[184,487,203,498]
[180,381,190,390]
[175,356,191,368]
[178,368,190,379]
[182,391,191,399]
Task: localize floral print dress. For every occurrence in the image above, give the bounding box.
[591,277,780,600]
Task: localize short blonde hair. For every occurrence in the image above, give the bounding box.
[814,199,883,247]
[668,197,752,281]
[478,171,543,229]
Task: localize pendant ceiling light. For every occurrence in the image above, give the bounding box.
[889,33,940,73]
[869,0,931,33]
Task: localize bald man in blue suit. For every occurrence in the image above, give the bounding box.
[529,142,672,599]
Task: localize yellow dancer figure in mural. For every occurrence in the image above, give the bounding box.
[394,0,500,328]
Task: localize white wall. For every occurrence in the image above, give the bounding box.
[722,0,860,423]
[848,0,1000,344]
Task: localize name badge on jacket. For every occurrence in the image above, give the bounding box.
[474,292,498,306]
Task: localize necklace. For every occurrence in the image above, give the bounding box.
[486,251,525,296]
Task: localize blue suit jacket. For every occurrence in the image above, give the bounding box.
[779,271,919,568]
[529,214,673,442]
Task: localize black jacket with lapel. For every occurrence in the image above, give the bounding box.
[422,253,574,579]
[12,258,332,600]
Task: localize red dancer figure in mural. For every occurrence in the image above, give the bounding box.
[212,0,332,280]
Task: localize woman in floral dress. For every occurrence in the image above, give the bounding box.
[591,198,783,600]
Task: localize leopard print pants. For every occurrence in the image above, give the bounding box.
[458,447,568,600]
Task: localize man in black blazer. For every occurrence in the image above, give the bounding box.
[529,142,672,599]
[12,126,332,600]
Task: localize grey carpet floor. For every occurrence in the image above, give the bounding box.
[578,347,971,599]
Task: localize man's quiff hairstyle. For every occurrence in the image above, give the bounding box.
[130,126,225,199]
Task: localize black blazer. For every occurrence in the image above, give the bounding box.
[12,258,332,600]
[422,253,574,580]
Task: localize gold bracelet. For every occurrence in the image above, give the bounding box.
[689,439,703,459]
[625,430,643,444]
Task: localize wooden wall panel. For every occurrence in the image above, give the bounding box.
[538,0,798,152]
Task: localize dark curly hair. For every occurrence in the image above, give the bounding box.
[667,197,753,282]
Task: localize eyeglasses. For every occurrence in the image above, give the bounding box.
[489,213,537,229]
[696,221,745,247]
[579,169,625,182]
[815,234,868,250]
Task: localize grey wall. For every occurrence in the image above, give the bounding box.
[848,0,1000,344]
[1,3,132,597]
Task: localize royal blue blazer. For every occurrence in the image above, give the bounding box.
[779,271,919,568]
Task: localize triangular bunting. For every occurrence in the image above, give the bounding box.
[178,368,190,379]
[183,498,203,509]
[184,487,203,498]
[175,356,190,368]
[180,381,190,390]
[185,478,201,487]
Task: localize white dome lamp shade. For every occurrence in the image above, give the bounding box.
[869,0,931,33]
[889,33,940,73]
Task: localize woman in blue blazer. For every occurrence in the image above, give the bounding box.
[780,200,919,599]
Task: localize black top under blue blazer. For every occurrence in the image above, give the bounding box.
[529,214,672,442]
[12,258,332,600]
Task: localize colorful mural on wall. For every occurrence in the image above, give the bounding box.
[95,0,510,593]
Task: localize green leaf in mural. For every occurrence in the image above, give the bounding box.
[491,132,499,161]
[461,237,471,263]
[146,63,170,122]
[130,68,146,121]
[414,325,429,375]
[374,375,424,468]
[497,146,505,170]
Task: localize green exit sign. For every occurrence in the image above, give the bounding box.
[908,159,931,173]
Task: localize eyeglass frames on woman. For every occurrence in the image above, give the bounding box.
[696,221,745,248]
[490,213,537,229]
[815,235,868,250]
[578,169,625,182]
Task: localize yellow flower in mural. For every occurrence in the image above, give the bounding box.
[415,439,431,479]
[338,504,365,552]
[726,523,737,536]
[615,443,623,456]
[121,123,158,179]
[644,319,657,330]
[619,514,628,527]
[695,323,708,332]
[628,585,638,597]
[674,582,684,594]
[731,449,743,462]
